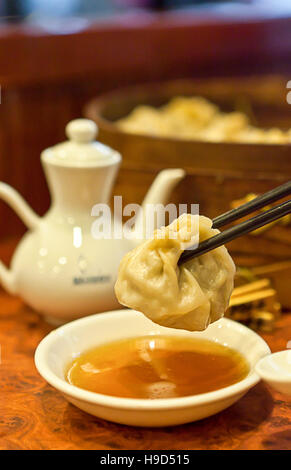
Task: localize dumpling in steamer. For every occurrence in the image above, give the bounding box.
[114,214,235,332]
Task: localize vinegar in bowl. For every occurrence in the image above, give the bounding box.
[66,335,249,400]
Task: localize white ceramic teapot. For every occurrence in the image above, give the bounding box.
[0,119,184,324]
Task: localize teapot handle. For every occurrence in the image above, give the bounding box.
[0,182,40,294]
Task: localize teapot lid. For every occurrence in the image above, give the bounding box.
[41,119,121,167]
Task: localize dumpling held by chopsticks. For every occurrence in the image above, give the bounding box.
[114,214,235,332]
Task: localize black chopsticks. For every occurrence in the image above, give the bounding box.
[178,182,291,266]
[212,181,291,229]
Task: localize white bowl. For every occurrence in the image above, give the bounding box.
[255,350,291,396]
[35,309,270,427]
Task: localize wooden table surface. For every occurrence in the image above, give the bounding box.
[1,239,291,451]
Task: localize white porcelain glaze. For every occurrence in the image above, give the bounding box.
[255,350,291,396]
[0,119,184,324]
[35,309,270,427]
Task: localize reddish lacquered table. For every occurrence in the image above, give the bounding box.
[1,239,290,450]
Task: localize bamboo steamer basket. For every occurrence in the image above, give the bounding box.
[85,76,291,307]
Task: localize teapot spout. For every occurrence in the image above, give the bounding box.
[134,168,185,241]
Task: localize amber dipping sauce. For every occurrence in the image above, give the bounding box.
[66,336,249,399]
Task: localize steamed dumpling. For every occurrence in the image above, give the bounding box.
[114,214,235,332]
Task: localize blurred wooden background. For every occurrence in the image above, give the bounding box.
[1,13,291,238]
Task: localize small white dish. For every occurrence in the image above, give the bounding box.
[35,309,270,427]
[255,350,291,396]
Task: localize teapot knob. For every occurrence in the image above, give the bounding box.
[66,119,98,143]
